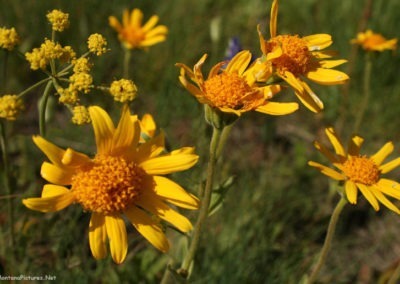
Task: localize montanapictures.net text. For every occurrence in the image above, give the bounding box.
[0,274,56,281]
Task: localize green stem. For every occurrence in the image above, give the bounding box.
[180,126,223,276]
[353,52,372,134]
[39,81,53,137]
[307,197,347,284]
[17,77,52,98]
[0,121,15,255]
[216,123,233,159]
[123,49,132,78]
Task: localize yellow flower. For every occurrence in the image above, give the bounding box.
[58,87,79,105]
[109,8,168,50]
[69,72,93,94]
[309,127,400,214]
[73,57,92,73]
[176,50,299,116]
[71,105,91,125]
[46,9,70,32]
[258,0,349,113]
[109,79,138,103]
[87,33,108,56]
[23,105,199,264]
[138,114,156,141]
[351,29,397,52]
[0,94,24,120]
[0,27,19,50]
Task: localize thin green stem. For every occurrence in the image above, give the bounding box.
[17,77,52,98]
[353,52,372,134]
[216,123,233,159]
[180,126,223,276]
[307,197,347,284]
[123,49,132,78]
[39,81,53,137]
[0,121,15,254]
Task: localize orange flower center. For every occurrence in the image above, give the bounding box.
[266,35,312,76]
[71,155,145,214]
[363,34,387,49]
[203,72,262,110]
[121,28,145,48]
[342,155,380,185]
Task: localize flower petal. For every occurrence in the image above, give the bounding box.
[370,187,400,214]
[256,102,298,115]
[140,153,198,175]
[225,50,251,75]
[62,148,91,167]
[303,34,332,51]
[347,135,364,156]
[371,142,394,166]
[140,35,167,47]
[130,8,143,28]
[345,181,358,204]
[380,157,400,174]
[153,176,199,210]
[105,214,128,264]
[89,212,107,260]
[133,132,166,163]
[112,105,140,156]
[125,206,169,252]
[325,127,346,157]
[142,15,159,32]
[306,68,349,85]
[270,0,278,38]
[319,59,347,69]
[22,191,75,212]
[41,162,74,185]
[89,106,115,155]
[146,25,168,38]
[376,179,400,200]
[357,183,379,211]
[108,16,122,32]
[33,136,65,166]
[308,161,345,180]
[41,184,70,198]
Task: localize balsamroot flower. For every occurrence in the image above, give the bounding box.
[109,8,168,50]
[351,29,397,52]
[309,127,400,214]
[258,0,349,113]
[23,106,199,264]
[176,50,299,117]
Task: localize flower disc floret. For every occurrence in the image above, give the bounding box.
[342,155,380,185]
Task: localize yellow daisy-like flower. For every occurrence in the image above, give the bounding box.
[0,27,20,50]
[0,94,25,120]
[23,105,199,264]
[258,0,349,113]
[176,50,299,117]
[109,8,168,50]
[46,9,70,32]
[351,29,397,52]
[309,127,400,214]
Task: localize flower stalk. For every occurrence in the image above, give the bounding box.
[39,81,53,137]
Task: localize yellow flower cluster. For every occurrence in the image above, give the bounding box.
[0,94,24,120]
[25,39,76,70]
[109,79,138,103]
[71,105,91,125]
[87,33,108,56]
[58,87,79,105]
[0,27,20,50]
[46,9,70,32]
[72,57,92,73]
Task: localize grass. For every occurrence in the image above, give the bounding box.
[1,0,400,283]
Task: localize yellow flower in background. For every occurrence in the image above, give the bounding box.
[109,79,138,103]
[0,94,24,120]
[46,9,69,32]
[87,33,108,56]
[176,50,299,117]
[71,105,91,125]
[351,29,397,52]
[23,105,199,264]
[309,127,400,214]
[109,8,168,50]
[258,0,349,113]
[0,27,19,50]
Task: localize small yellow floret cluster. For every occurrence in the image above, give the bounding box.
[109,79,138,103]
[0,27,20,50]
[46,9,70,32]
[73,57,92,73]
[0,94,25,120]
[25,39,76,70]
[87,33,108,56]
[71,105,91,125]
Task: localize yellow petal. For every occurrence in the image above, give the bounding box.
[153,176,199,210]
[256,102,299,115]
[270,0,278,38]
[125,206,169,252]
[308,161,345,180]
[62,148,91,167]
[122,9,130,27]
[266,46,283,61]
[89,106,115,155]
[112,105,140,156]
[140,35,167,47]
[306,68,349,85]
[380,157,400,174]
[313,141,341,165]
[108,16,122,31]
[22,191,75,213]
[261,84,281,99]
[140,153,198,175]
[130,8,143,28]
[170,146,195,155]
[311,50,338,59]
[33,136,65,166]
[146,25,168,38]
[105,214,128,264]
[370,187,400,214]
[371,142,394,166]
[41,184,70,198]
[41,162,73,185]
[347,135,364,156]
[319,59,347,69]
[357,183,379,211]
[303,34,332,51]
[142,15,159,31]
[325,127,346,157]
[345,181,358,204]
[225,50,251,75]
[134,132,166,163]
[89,213,107,260]
[137,193,193,232]
[376,179,400,200]
[298,80,324,112]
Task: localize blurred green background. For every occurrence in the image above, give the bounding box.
[1,0,400,283]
